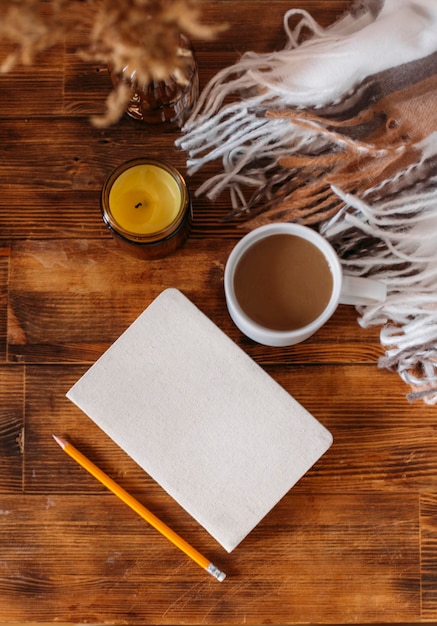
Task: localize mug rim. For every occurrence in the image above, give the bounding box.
[224,223,343,344]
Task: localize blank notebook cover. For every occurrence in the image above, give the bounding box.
[66,288,333,552]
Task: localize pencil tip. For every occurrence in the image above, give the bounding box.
[52,434,66,448]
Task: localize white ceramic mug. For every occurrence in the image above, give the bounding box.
[224,223,386,347]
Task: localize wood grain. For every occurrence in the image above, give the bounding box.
[0,493,420,624]
[0,1,435,624]
[0,367,24,493]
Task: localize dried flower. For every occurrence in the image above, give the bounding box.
[0,0,64,71]
[0,0,223,126]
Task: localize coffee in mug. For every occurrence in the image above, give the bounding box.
[233,233,333,331]
[224,223,387,347]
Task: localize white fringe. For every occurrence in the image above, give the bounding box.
[321,155,437,403]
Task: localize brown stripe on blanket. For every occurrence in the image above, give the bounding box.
[240,67,437,229]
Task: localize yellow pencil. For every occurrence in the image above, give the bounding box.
[52,435,226,581]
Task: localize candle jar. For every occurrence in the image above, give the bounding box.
[101,158,192,260]
[111,34,199,129]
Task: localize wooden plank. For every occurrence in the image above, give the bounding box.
[0,46,64,117]
[0,190,108,240]
[8,238,383,364]
[420,493,437,621]
[0,117,182,191]
[24,363,437,494]
[0,492,419,624]
[0,366,24,493]
[0,244,8,361]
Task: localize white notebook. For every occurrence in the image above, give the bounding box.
[67,288,332,552]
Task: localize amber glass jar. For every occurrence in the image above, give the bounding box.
[101,158,192,259]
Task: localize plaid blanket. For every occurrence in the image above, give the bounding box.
[177,0,437,403]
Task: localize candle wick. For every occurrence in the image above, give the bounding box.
[135,202,142,208]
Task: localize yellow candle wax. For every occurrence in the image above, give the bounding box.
[109,164,182,235]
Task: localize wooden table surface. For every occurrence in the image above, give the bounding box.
[1,1,436,624]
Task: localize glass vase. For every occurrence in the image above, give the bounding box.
[112,34,199,129]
